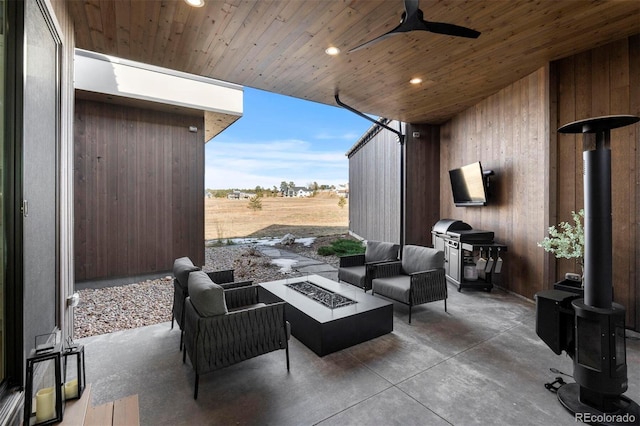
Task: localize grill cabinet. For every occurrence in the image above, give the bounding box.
[431,219,506,292]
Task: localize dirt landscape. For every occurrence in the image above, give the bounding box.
[205,192,349,240]
[75,192,352,338]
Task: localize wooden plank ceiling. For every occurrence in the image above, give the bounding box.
[67,0,640,124]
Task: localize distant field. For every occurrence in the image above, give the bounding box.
[204,192,349,240]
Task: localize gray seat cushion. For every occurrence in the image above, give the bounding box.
[187,270,228,317]
[173,257,200,290]
[365,241,399,263]
[401,245,444,275]
[338,265,366,287]
[373,275,411,303]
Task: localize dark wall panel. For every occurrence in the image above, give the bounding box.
[74,99,205,281]
[348,122,440,247]
[405,124,440,246]
[348,123,401,243]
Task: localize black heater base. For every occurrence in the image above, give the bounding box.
[558,383,639,425]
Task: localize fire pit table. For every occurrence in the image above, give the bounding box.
[258,275,393,356]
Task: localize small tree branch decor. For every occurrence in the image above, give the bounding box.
[538,209,585,279]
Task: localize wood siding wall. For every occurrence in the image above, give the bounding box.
[74,99,205,281]
[439,67,551,300]
[554,35,640,330]
[348,122,440,246]
[405,124,440,246]
[348,122,401,243]
[436,35,639,330]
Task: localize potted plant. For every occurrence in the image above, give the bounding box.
[538,209,584,294]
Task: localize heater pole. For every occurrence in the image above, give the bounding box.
[582,131,613,308]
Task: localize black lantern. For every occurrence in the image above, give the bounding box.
[62,343,86,400]
[24,339,64,425]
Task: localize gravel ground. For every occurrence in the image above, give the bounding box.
[73,234,351,339]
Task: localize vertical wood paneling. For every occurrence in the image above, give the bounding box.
[609,39,632,331]
[555,36,640,330]
[440,67,549,299]
[115,106,128,276]
[630,35,640,334]
[349,121,440,247]
[348,123,401,243]
[544,62,558,288]
[74,100,204,281]
[439,41,639,328]
[405,124,440,246]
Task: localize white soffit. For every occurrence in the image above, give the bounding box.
[74,49,243,117]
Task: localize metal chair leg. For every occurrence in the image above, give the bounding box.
[286,344,290,371]
[194,374,199,400]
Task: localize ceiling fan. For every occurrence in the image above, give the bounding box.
[349,0,480,52]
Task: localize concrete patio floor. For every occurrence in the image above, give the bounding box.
[78,277,640,426]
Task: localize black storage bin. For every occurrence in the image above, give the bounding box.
[535,289,581,356]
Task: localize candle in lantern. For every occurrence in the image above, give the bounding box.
[64,379,79,399]
[35,387,55,422]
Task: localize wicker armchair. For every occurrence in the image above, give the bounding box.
[371,245,447,323]
[182,273,290,399]
[172,257,252,350]
[338,241,400,292]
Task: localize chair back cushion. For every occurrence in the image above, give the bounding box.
[365,241,400,263]
[173,257,200,289]
[187,270,228,317]
[401,245,444,275]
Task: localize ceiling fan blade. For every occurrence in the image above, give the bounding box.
[348,31,398,53]
[348,0,420,52]
[348,15,412,53]
[348,1,480,52]
[424,20,481,39]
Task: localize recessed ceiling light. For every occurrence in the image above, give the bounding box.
[409,77,423,85]
[325,46,340,56]
[185,0,205,7]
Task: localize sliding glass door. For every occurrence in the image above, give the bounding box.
[0,0,7,385]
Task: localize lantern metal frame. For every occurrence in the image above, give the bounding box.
[62,343,86,400]
[24,342,65,425]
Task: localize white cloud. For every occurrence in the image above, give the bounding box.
[205,138,349,190]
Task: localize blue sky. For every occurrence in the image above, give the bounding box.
[205,87,374,190]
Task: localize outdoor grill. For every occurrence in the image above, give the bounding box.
[431,219,494,244]
[431,219,471,235]
[536,115,639,423]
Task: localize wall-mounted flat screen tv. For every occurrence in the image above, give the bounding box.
[449,161,488,207]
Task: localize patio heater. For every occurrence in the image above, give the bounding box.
[548,115,640,421]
